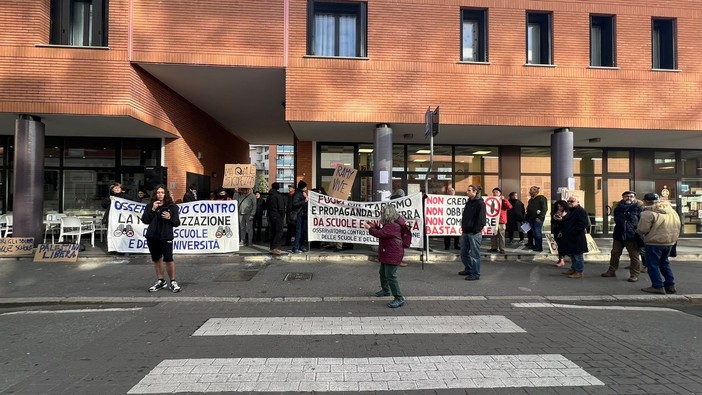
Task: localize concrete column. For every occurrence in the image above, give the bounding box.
[373,124,393,201]
[14,115,45,245]
[551,128,573,201]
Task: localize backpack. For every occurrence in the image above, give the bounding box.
[399,221,412,248]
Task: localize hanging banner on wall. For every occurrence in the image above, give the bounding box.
[107,197,239,254]
[307,191,424,248]
[424,194,499,236]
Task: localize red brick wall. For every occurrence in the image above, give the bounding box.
[130,0,285,67]
[295,141,313,186]
[285,0,702,131]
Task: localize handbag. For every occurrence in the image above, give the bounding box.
[669,243,677,258]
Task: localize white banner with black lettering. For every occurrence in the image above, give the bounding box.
[307,191,424,248]
[424,194,500,236]
[107,197,239,254]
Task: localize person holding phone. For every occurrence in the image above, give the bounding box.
[141,184,182,292]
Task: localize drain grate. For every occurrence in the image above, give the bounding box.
[283,272,313,281]
[215,270,259,282]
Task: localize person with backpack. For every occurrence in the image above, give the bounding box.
[363,204,407,308]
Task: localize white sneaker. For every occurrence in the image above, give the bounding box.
[148,279,167,292]
[170,280,181,293]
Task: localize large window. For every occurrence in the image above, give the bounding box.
[307,1,367,57]
[652,18,676,70]
[590,15,615,67]
[50,0,108,47]
[526,12,552,65]
[461,8,488,62]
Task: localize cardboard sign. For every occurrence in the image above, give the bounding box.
[222,164,256,189]
[328,165,357,199]
[33,244,80,262]
[0,237,34,256]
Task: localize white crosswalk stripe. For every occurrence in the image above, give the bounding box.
[193,315,526,336]
[129,315,605,393]
[128,355,603,393]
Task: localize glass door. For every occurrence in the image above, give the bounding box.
[604,178,632,235]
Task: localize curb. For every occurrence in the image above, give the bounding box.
[1,294,700,306]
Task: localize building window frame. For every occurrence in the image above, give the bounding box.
[460,8,488,63]
[50,0,108,47]
[590,14,616,67]
[307,1,367,58]
[526,11,553,65]
[652,17,677,70]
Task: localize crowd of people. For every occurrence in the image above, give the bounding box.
[102,180,682,304]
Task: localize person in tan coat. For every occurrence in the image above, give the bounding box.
[636,193,681,295]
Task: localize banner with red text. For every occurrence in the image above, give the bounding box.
[307,191,424,248]
[107,197,239,254]
[424,194,500,236]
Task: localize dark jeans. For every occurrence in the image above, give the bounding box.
[269,215,284,250]
[460,233,482,278]
[508,231,524,242]
[530,219,544,250]
[379,263,403,299]
[293,216,308,251]
[643,245,675,289]
[444,236,459,249]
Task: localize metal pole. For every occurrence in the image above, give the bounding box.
[423,133,434,269]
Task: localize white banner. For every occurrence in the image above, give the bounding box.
[107,197,239,254]
[307,191,424,248]
[424,194,500,236]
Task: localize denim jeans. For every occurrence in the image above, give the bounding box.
[379,264,402,299]
[292,216,308,251]
[530,219,544,250]
[460,232,483,277]
[569,253,585,273]
[643,245,675,289]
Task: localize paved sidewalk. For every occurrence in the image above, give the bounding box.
[1,236,700,305]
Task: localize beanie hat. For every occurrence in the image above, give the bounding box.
[643,192,659,202]
[271,182,279,190]
[297,180,307,190]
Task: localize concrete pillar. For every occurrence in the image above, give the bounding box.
[551,128,573,201]
[373,124,393,201]
[14,115,45,245]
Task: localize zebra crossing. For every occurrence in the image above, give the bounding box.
[128,314,604,393]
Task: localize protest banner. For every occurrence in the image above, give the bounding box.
[0,237,34,256]
[107,197,239,254]
[307,191,424,248]
[328,165,357,199]
[222,164,256,189]
[34,244,80,262]
[424,194,499,236]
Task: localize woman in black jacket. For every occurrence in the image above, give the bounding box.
[141,184,181,293]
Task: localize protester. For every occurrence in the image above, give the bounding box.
[291,180,309,253]
[182,184,198,202]
[101,182,131,226]
[560,196,589,279]
[459,185,485,281]
[214,187,231,201]
[284,184,296,246]
[443,186,460,250]
[253,191,266,243]
[390,180,406,200]
[489,187,512,254]
[364,205,406,308]
[602,191,644,282]
[506,191,525,244]
[525,185,548,252]
[267,183,286,255]
[550,200,568,267]
[136,187,149,204]
[141,185,181,293]
[237,187,256,247]
[636,192,681,294]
